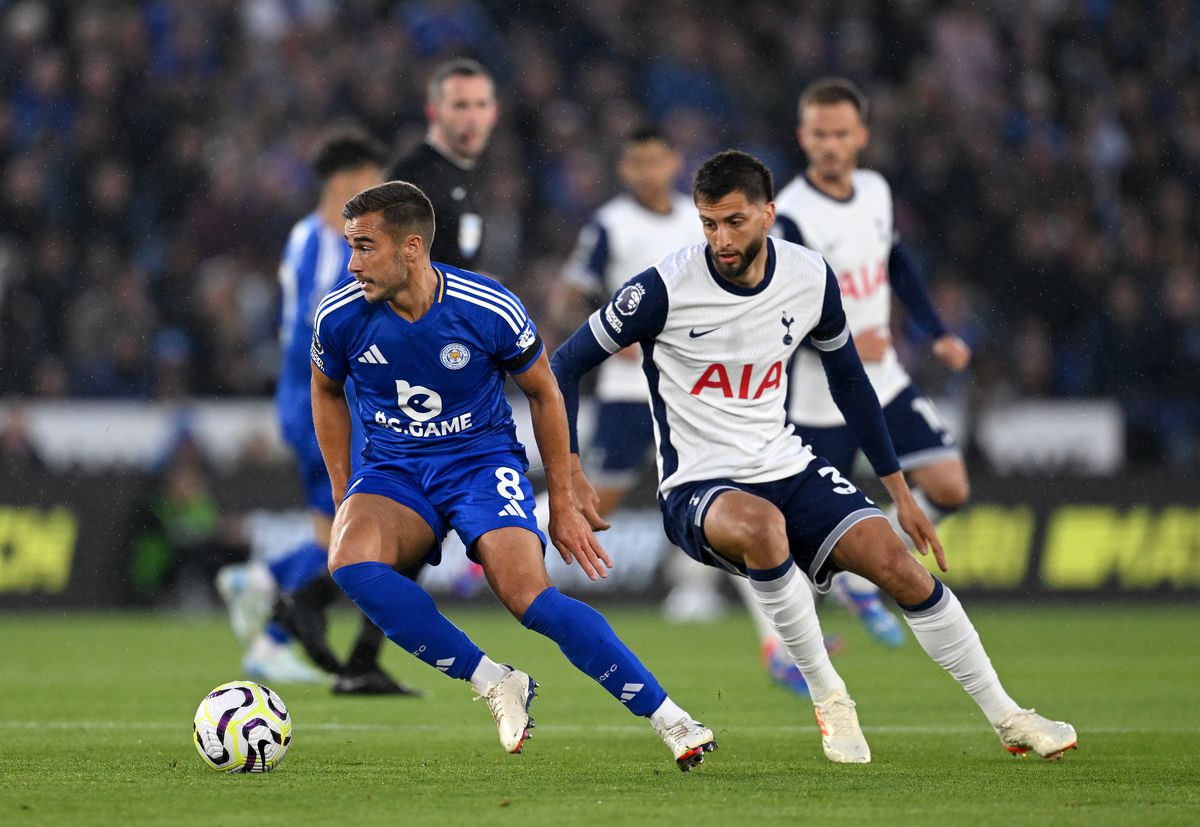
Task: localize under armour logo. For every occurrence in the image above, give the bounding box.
[782,312,795,345]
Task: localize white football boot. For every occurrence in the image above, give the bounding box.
[813,688,871,763]
[216,563,275,648]
[994,708,1077,760]
[478,668,537,753]
[243,636,324,684]
[653,717,718,771]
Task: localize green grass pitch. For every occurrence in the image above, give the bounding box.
[1,602,1197,826]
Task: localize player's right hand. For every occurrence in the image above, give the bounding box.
[854,326,891,362]
[548,505,613,581]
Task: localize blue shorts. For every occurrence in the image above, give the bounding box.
[587,400,654,487]
[793,385,959,476]
[344,447,546,566]
[659,459,884,592]
[278,383,366,517]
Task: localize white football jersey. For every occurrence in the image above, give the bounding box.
[561,192,701,402]
[582,238,848,494]
[775,169,910,426]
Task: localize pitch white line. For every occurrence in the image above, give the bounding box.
[0,721,1190,735]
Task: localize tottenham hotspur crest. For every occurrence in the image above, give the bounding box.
[781,312,794,345]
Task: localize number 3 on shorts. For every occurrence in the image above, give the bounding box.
[818,465,857,495]
[495,467,525,501]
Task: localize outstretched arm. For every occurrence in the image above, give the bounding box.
[512,351,613,580]
[311,363,353,508]
[889,242,971,371]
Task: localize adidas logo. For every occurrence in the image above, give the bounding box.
[435,657,456,673]
[497,499,527,518]
[357,344,388,364]
[620,682,644,703]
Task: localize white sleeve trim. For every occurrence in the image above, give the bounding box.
[811,322,850,352]
[588,310,621,354]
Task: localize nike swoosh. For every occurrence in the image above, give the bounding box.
[689,327,719,338]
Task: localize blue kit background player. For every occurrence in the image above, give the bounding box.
[217,127,416,694]
[552,150,1077,764]
[310,180,717,770]
[774,78,975,646]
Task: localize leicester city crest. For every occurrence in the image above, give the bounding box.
[615,283,646,316]
[440,342,471,370]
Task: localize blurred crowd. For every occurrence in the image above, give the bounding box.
[0,0,1197,465]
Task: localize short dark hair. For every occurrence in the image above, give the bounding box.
[343,181,436,248]
[692,150,774,204]
[427,57,493,102]
[798,77,868,122]
[626,124,674,149]
[310,127,387,181]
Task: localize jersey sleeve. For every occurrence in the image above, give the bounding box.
[550,267,668,452]
[310,307,350,383]
[809,264,901,477]
[888,241,947,339]
[560,220,610,297]
[490,288,544,375]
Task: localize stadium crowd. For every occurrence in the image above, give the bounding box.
[0,0,1196,466]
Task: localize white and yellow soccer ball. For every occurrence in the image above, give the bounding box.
[192,681,292,773]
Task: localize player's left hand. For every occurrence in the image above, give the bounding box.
[548,505,614,581]
[932,334,971,371]
[896,495,948,572]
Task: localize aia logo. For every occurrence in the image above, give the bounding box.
[838,260,888,300]
[690,362,783,399]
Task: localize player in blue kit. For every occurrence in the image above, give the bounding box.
[311,181,717,769]
[217,128,417,695]
[552,151,1077,763]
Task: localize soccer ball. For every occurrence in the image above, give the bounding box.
[192,681,292,773]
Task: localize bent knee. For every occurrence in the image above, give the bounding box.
[327,518,387,573]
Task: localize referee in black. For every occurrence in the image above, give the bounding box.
[385,58,499,270]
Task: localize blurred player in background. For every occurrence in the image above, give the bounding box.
[548,126,727,620]
[384,57,498,270]
[553,150,1077,763]
[218,127,418,695]
[774,78,973,646]
[313,181,717,770]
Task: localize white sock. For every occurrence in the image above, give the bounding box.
[746,562,845,700]
[901,581,1019,726]
[649,697,689,728]
[886,488,950,551]
[469,656,510,695]
[730,573,778,644]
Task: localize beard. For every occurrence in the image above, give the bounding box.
[711,235,763,281]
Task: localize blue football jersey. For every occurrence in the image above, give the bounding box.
[310,264,543,461]
[275,212,353,432]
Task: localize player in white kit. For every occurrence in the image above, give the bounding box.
[775,78,973,647]
[552,150,1077,763]
[552,126,737,624]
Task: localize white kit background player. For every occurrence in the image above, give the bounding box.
[775,78,974,646]
[552,149,1077,764]
[550,125,729,623]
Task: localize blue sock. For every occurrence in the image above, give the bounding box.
[265,622,289,644]
[268,542,329,592]
[332,561,484,680]
[521,587,667,716]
